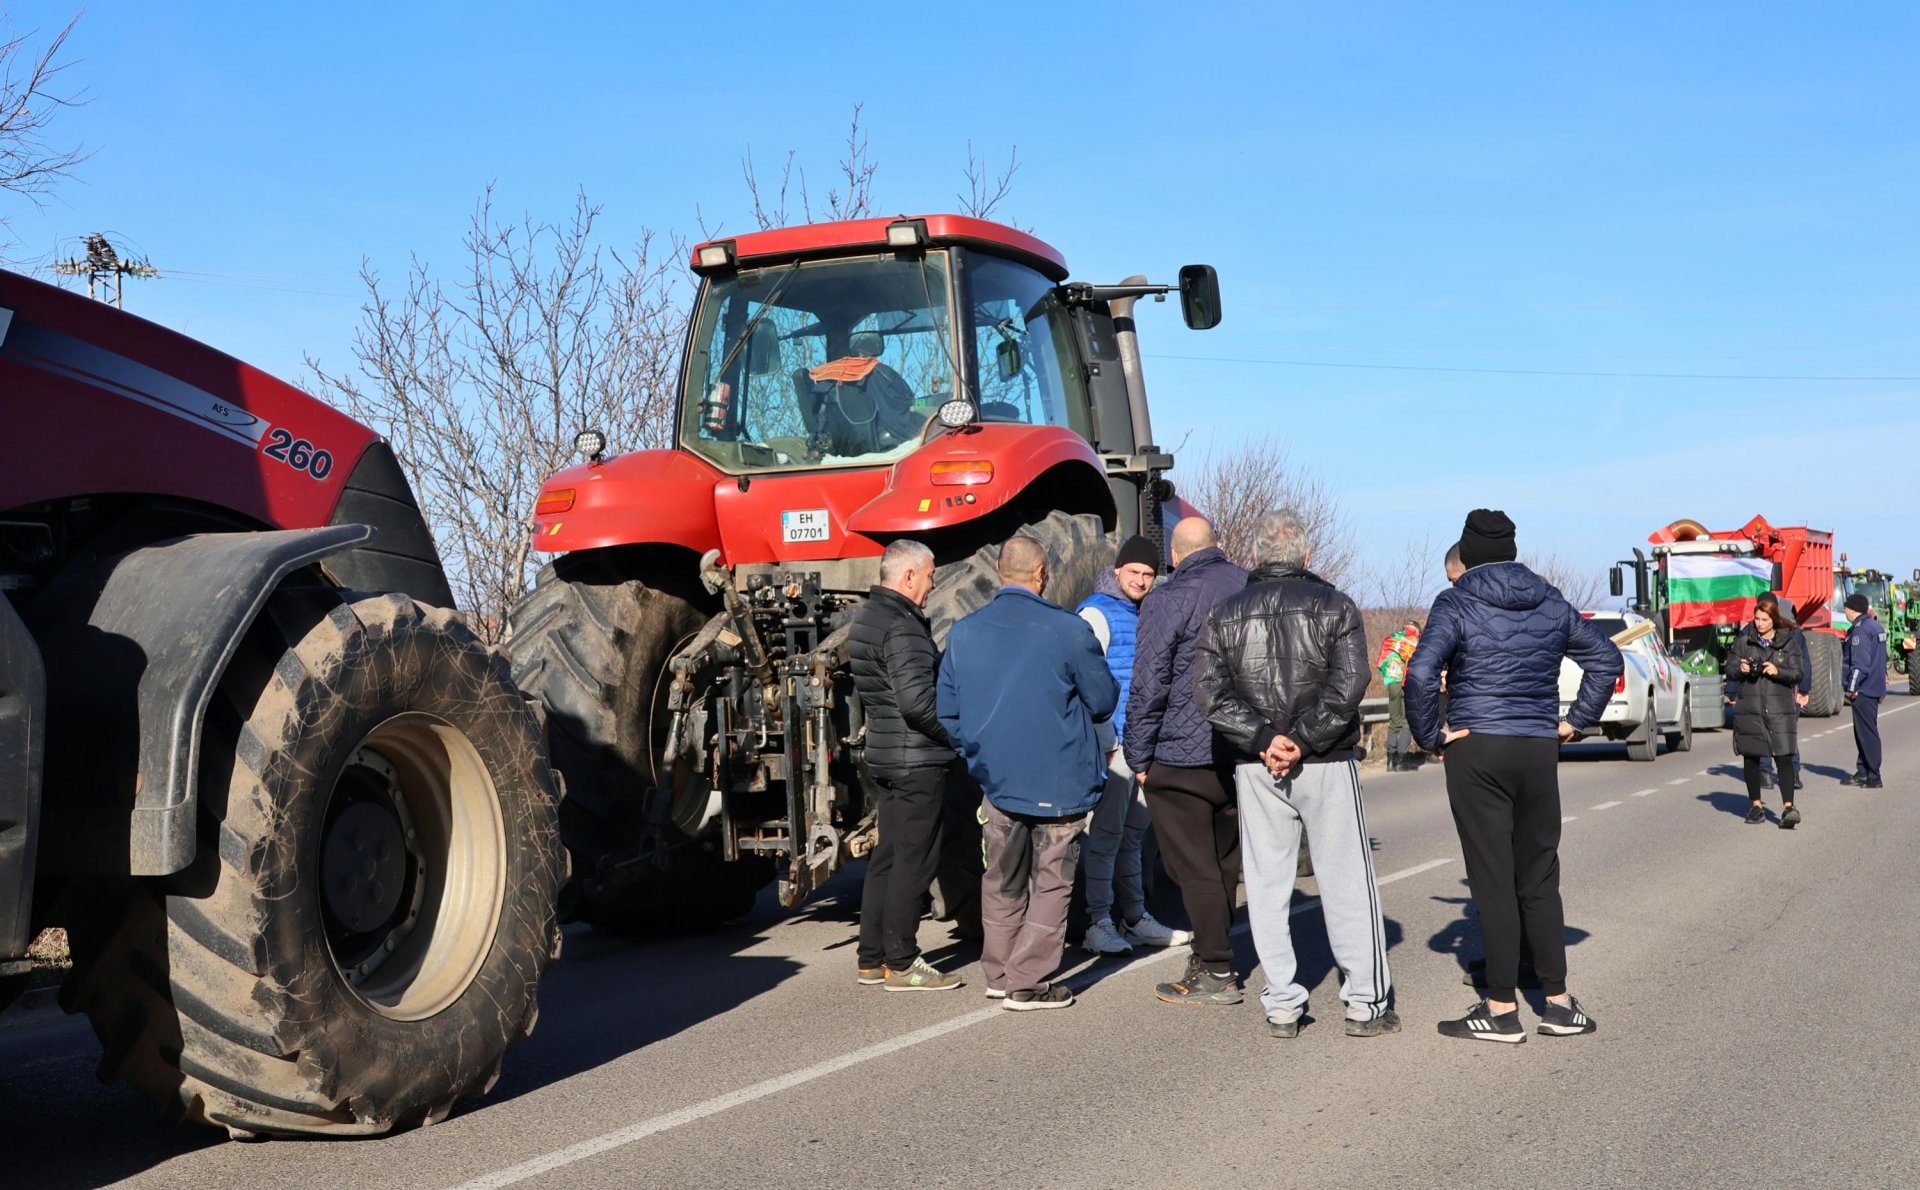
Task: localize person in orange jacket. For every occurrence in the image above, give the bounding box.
[1378,622,1421,771]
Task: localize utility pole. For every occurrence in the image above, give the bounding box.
[53,233,159,308]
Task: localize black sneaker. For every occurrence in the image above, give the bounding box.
[1744,804,1766,824]
[1861,778,1884,789]
[1780,805,1802,829]
[1437,1000,1526,1044]
[1345,1010,1402,1038]
[1004,984,1073,1011]
[1840,773,1865,786]
[1154,960,1243,1006]
[1537,995,1598,1036]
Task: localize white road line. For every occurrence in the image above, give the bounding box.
[1591,801,1621,811]
[1631,788,1658,798]
[1668,777,1691,786]
[1562,815,1578,823]
[453,857,1459,1188]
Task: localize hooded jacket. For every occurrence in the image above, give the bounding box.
[1406,562,1621,749]
[847,585,955,779]
[1122,547,1250,771]
[1193,564,1369,763]
[937,586,1118,817]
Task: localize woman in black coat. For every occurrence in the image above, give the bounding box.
[1726,593,1804,827]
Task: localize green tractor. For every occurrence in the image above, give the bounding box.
[1833,563,1919,694]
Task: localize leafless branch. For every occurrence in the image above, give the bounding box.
[306,186,687,639]
[1175,436,1358,589]
[957,140,1019,220]
[0,14,90,230]
[1525,550,1605,611]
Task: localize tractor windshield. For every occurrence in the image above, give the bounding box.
[679,252,960,473]
[963,252,1091,437]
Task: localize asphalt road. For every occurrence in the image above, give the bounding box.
[6,696,1920,1189]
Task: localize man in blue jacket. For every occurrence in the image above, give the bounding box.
[1123,517,1249,1004]
[1841,592,1887,788]
[1407,509,1621,1044]
[938,534,1119,1010]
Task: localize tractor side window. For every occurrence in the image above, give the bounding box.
[964,253,1090,438]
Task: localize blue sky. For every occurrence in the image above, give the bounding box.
[7,1,1918,597]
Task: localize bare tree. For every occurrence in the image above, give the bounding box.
[308,187,686,639]
[1176,436,1358,588]
[1526,550,1604,610]
[1366,530,1446,616]
[957,140,1019,220]
[0,14,88,240]
[731,104,879,233]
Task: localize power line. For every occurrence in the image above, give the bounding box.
[1142,352,1920,383]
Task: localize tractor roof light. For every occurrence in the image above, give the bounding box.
[885,218,929,249]
[575,428,606,464]
[936,399,977,429]
[930,460,993,486]
[695,241,736,272]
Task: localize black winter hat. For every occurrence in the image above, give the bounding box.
[1457,508,1518,570]
[1114,535,1159,572]
[1845,592,1871,615]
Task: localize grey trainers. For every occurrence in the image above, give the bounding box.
[1122,912,1194,948]
[883,956,962,992]
[1267,1012,1303,1038]
[1004,984,1074,1011]
[1082,919,1134,955]
[1154,959,1243,1006]
[1345,1010,1401,1038]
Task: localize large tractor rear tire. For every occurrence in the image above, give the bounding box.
[505,551,769,931]
[925,509,1113,643]
[62,591,564,1137]
[1803,631,1844,717]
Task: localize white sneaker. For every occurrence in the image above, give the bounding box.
[1082,919,1134,955]
[1122,912,1194,948]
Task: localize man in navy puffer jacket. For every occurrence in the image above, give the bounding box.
[1406,509,1621,1044]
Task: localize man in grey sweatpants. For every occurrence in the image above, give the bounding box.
[1194,508,1397,1038]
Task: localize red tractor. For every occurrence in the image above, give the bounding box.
[0,271,565,1135]
[508,213,1218,927]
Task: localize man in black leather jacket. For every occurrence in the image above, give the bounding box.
[849,539,963,992]
[1192,509,1397,1038]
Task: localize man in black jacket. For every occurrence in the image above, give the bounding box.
[850,540,963,992]
[1193,509,1396,1037]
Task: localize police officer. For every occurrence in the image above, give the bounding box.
[1841,592,1887,788]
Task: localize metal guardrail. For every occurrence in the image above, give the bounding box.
[1360,696,1388,725]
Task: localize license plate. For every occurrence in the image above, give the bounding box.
[781,508,831,544]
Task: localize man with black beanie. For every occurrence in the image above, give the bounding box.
[1406,509,1622,1043]
[1842,591,1887,788]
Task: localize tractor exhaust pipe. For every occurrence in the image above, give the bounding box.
[1108,276,1154,452]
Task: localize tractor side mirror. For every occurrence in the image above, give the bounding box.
[1609,566,1624,598]
[1178,264,1222,330]
[996,337,1021,381]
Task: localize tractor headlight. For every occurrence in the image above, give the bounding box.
[575,428,607,462]
[936,400,977,429]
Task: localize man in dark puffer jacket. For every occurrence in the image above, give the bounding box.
[1406,509,1620,1043]
[850,539,963,992]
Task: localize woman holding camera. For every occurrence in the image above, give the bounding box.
[1727,593,1804,828]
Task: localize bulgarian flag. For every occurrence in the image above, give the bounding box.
[1668,555,1774,629]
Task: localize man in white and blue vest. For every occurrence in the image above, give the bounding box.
[1077,536,1194,955]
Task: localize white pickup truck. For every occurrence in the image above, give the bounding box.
[1558,611,1694,761]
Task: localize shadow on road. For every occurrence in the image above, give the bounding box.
[1698,790,1761,820]
[1424,883,1591,989]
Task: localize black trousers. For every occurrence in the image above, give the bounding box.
[1854,695,1883,780]
[1442,734,1568,1003]
[1143,762,1240,971]
[1744,755,1796,802]
[857,765,949,969]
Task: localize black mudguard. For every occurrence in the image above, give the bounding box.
[0,593,44,962]
[36,525,372,876]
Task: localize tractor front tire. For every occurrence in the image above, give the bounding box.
[62,591,564,1137]
[506,551,768,932]
[1803,631,1843,717]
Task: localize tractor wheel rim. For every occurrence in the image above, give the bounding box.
[321,712,507,1021]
